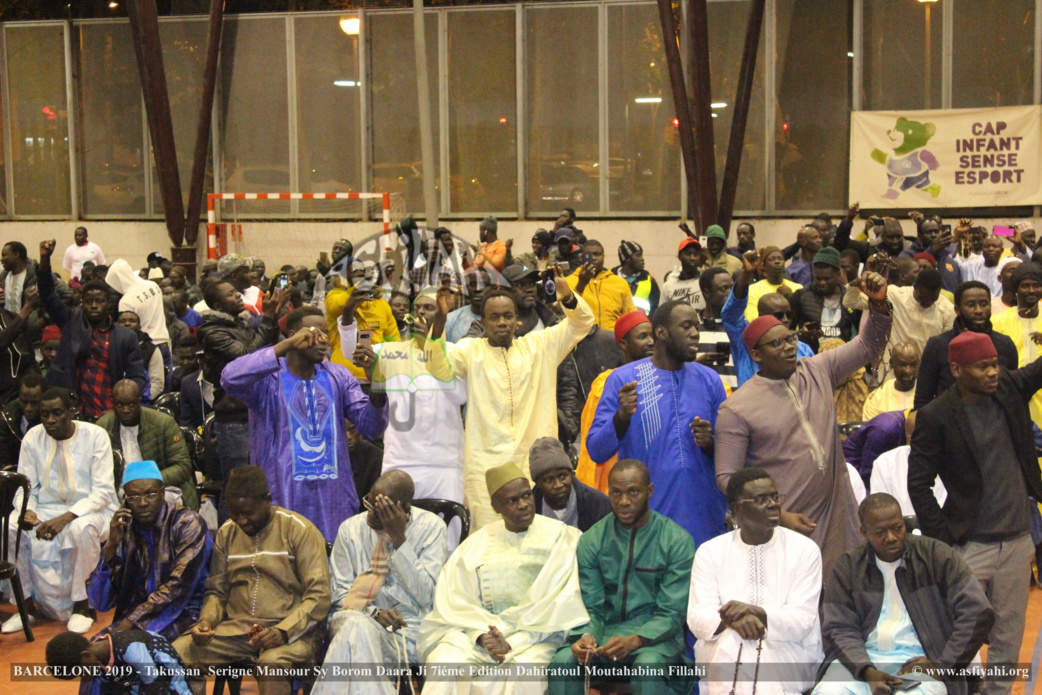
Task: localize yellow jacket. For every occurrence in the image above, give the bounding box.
[326,286,400,380]
[566,269,637,330]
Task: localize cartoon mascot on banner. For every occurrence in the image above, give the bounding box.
[871,117,941,200]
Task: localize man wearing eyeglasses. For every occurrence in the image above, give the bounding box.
[689,467,823,695]
[86,459,212,642]
[716,270,892,574]
[722,249,817,387]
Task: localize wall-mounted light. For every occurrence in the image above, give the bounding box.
[634,97,662,104]
[711,102,727,109]
[334,80,360,87]
[340,17,360,35]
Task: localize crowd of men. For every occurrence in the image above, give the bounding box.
[0,208,1040,695]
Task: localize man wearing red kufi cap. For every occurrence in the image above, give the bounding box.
[910,329,1042,695]
[715,270,893,574]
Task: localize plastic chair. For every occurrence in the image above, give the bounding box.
[411,498,471,543]
[153,392,181,416]
[838,421,865,437]
[0,470,34,641]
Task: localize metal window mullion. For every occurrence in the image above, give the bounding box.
[516,3,525,219]
[359,10,370,205]
[941,0,952,109]
[1,27,14,218]
[852,0,863,112]
[764,0,776,214]
[439,10,450,217]
[598,3,609,215]
[286,16,298,215]
[65,20,79,220]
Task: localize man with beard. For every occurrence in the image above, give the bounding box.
[86,460,211,642]
[915,281,1019,409]
[530,437,610,532]
[689,468,823,695]
[220,307,389,541]
[576,311,655,493]
[715,271,892,573]
[704,225,743,276]
[548,459,695,695]
[587,300,728,547]
[789,247,858,351]
[957,235,1007,296]
[991,261,1042,427]
[834,206,909,264]
[861,343,921,421]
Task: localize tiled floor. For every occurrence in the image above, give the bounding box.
[2,586,1042,695]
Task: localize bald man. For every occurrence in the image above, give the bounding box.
[95,379,198,509]
[315,470,448,695]
[861,342,921,421]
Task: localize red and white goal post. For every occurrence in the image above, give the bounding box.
[206,192,403,260]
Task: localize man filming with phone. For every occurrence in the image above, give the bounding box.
[565,240,637,330]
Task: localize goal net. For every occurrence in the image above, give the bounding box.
[206,192,409,272]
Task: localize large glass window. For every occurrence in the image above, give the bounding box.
[219,16,289,216]
[862,0,941,110]
[155,18,213,217]
[447,9,517,214]
[526,6,600,216]
[369,12,439,216]
[608,3,680,213]
[952,0,1034,108]
[707,0,766,213]
[78,22,145,217]
[775,0,851,211]
[295,14,362,215]
[6,24,70,216]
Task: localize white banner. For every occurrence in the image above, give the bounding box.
[849,105,1042,208]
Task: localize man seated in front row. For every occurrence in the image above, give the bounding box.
[548,459,695,695]
[95,379,199,510]
[688,468,824,695]
[814,494,994,695]
[173,466,331,695]
[86,460,212,643]
[3,387,116,635]
[313,470,448,695]
[530,437,611,532]
[418,463,589,695]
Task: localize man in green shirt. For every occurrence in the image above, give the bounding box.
[547,458,696,695]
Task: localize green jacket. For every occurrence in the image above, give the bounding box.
[570,511,695,657]
[96,407,199,511]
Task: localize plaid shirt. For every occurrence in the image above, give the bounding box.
[76,324,113,420]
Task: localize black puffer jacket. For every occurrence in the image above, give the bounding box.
[197,311,278,422]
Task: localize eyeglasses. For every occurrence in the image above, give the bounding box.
[758,333,799,351]
[736,493,785,507]
[125,491,162,505]
[362,495,375,512]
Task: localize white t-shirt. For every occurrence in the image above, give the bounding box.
[661,269,706,310]
[62,241,106,280]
